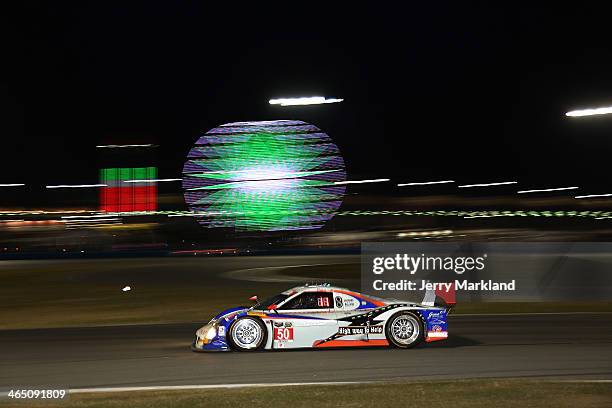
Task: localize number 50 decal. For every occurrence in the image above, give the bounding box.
[274,327,294,341]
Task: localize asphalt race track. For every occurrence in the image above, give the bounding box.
[1,255,611,390]
[1,313,611,390]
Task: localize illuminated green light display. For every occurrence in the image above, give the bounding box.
[182,120,346,231]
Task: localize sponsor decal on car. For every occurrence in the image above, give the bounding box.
[338,325,384,336]
[218,326,226,337]
[426,311,446,324]
[343,298,357,308]
[427,325,448,339]
[334,293,360,310]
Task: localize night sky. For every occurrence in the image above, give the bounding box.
[4,3,612,206]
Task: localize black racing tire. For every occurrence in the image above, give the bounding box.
[227,317,267,351]
[385,311,423,349]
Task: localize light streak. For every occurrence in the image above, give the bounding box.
[46,184,107,189]
[96,144,154,148]
[458,181,517,188]
[269,97,343,106]
[566,106,612,117]
[575,193,612,199]
[397,180,455,187]
[334,178,389,185]
[517,187,579,194]
[123,178,182,183]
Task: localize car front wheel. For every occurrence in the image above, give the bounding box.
[228,317,267,351]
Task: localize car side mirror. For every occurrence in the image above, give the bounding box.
[249,295,258,303]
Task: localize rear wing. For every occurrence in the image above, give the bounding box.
[421,281,456,311]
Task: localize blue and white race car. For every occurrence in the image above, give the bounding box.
[192,284,453,352]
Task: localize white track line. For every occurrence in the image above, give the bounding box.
[69,381,365,394]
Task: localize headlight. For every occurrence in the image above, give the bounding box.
[195,326,206,338]
[205,326,217,340]
[195,323,218,345]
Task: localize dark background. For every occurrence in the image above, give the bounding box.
[4,2,612,206]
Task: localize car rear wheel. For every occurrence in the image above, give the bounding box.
[386,312,423,348]
[228,317,267,351]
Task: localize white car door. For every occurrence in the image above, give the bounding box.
[274,291,338,348]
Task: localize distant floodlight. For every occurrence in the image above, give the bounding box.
[46,184,107,189]
[0,183,25,187]
[458,181,518,188]
[566,106,612,117]
[517,186,579,194]
[269,96,343,106]
[334,178,389,185]
[122,286,131,292]
[397,180,455,187]
[575,193,612,199]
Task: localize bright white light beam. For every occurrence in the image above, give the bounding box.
[517,186,579,194]
[0,183,25,187]
[397,180,455,187]
[269,97,343,106]
[566,106,612,117]
[458,181,518,188]
[46,184,107,189]
[123,178,182,183]
[575,193,612,199]
[334,178,390,185]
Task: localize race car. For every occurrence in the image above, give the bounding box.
[192,283,453,352]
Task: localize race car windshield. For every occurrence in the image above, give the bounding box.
[253,294,289,310]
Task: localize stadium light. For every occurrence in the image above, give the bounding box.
[269,97,343,106]
[566,106,612,117]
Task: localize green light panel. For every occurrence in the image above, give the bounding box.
[182,120,346,231]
